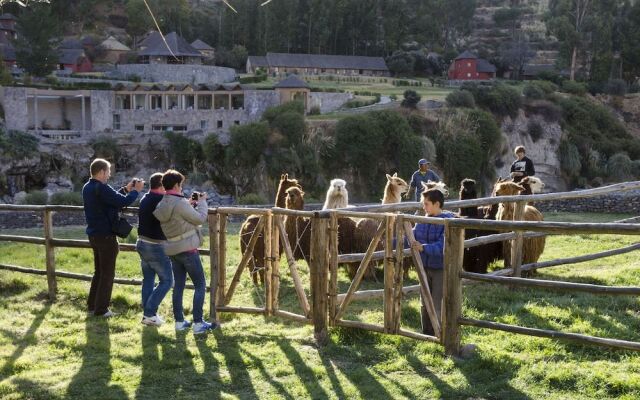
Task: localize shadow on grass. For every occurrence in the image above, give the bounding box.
[0,302,51,381]
[66,320,127,400]
[210,331,259,400]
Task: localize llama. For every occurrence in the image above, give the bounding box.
[240,174,302,286]
[521,176,545,194]
[423,180,449,198]
[495,180,546,276]
[284,186,311,261]
[458,178,503,274]
[322,178,349,210]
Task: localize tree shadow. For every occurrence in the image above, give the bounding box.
[10,378,63,400]
[277,340,330,399]
[0,302,51,380]
[214,332,259,400]
[66,320,127,400]
[0,278,30,298]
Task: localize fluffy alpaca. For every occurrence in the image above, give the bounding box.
[459,178,502,274]
[284,187,311,261]
[322,178,349,210]
[494,181,546,275]
[240,174,301,286]
[422,180,449,197]
[382,173,410,203]
[520,176,545,195]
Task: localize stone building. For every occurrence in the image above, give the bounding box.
[246,52,389,76]
[190,39,215,62]
[138,32,203,65]
[97,36,131,64]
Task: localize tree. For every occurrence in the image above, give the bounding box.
[499,35,535,80]
[126,0,153,49]
[14,5,60,77]
[401,90,421,109]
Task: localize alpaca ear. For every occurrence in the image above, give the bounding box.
[284,173,288,180]
[386,174,392,181]
[393,172,398,177]
[515,184,526,192]
[421,182,429,190]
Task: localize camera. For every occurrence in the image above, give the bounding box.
[132,178,139,185]
[191,191,202,201]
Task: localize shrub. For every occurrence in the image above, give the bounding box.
[630,81,640,94]
[527,120,544,142]
[0,129,39,159]
[468,109,502,155]
[561,80,587,96]
[90,136,120,163]
[536,71,564,85]
[261,101,305,124]
[605,79,628,96]
[239,74,268,84]
[606,152,635,181]
[401,90,421,108]
[308,106,321,115]
[21,190,48,205]
[271,111,306,146]
[523,100,562,122]
[523,84,545,100]
[237,193,267,205]
[530,80,558,94]
[49,191,83,205]
[163,132,204,173]
[486,84,521,118]
[225,122,269,168]
[558,139,582,180]
[446,90,475,108]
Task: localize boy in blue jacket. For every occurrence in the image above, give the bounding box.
[410,188,456,335]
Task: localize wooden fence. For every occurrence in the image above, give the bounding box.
[1,181,640,355]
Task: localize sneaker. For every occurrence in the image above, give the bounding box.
[193,321,219,335]
[175,320,192,331]
[98,310,115,318]
[141,315,164,327]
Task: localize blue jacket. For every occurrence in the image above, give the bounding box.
[82,178,139,236]
[412,211,456,270]
[137,192,166,241]
[410,169,441,201]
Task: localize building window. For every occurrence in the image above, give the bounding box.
[134,94,146,110]
[214,94,229,110]
[150,95,162,110]
[197,94,212,110]
[166,94,179,110]
[234,120,240,125]
[217,120,223,129]
[231,94,244,110]
[113,114,121,130]
[183,95,195,110]
[152,124,187,132]
[135,125,144,131]
[115,95,131,110]
[200,120,207,130]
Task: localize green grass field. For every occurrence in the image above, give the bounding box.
[1,212,640,399]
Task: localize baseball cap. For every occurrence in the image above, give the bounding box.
[418,159,430,165]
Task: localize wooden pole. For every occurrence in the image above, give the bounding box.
[276,217,311,317]
[328,213,339,326]
[208,213,219,322]
[43,210,57,301]
[383,214,395,333]
[510,202,526,277]
[271,214,280,313]
[225,216,265,305]
[392,215,404,333]
[442,225,465,356]
[310,216,329,345]
[217,213,228,307]
[264,212,273,316]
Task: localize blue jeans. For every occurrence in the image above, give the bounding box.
[170,251,207,323]
[136,240,173,317]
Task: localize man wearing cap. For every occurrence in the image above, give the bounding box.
[409,159,441,202]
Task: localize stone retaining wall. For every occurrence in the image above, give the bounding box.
[535,190,640,214]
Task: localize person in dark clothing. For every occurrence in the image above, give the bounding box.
[409,158,441,202]
[510,145,535,183]
[136,172,173,327]
[82,158,143,317]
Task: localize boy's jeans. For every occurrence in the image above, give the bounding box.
[136,239,174,317]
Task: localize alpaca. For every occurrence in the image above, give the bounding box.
[422,180,449,197]
[284,187,311,261]
[521,176,545,194]
[240,174,302,286]
[351,173,410,279]
[494,181,546,275]
[322,178,349,210]
[458,178,502,274]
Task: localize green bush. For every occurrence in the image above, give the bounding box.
[606,152,636,181]
[261,101,305,124]
[90,136,120,163]
[561,81,588,96]
[163,132,204,173]
[527,120,544,142]
[21,190,48,205]
[558,139,582,181]
[0,129,39,159]
[485,84,521,117]
[49,191,83,205]
[445,90,475,108]
[523,100,562,122]
[401,90,421,108]
[308,106,321,115]
[225,122,269,168]
[271,111,306,146]
[523,84,545,100]
[237,193,267,205]
[239,74,268,84]
[605,79,628,96]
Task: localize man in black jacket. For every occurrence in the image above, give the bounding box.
[82,158,143,317]
[510,146,535,183]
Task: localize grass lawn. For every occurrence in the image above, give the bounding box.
[1,212,640,399]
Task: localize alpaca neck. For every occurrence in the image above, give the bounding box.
[500,202,515,220]
[275,185,287,208]
[382,184,401,204]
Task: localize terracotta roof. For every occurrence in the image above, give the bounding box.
[138,32,201,57]
[274,74,309,88]
[264,52,388,71]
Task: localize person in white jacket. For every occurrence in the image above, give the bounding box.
[153,169,217,335]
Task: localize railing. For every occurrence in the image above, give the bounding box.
[1,181,640,355]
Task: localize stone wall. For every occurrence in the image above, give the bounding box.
[309,92,353,113]
[3,87,28,131]
[243,90,280,120]
[114,108,248,134]
[113,64,236,85]
[536,190,640,214]
[90,90,114,132]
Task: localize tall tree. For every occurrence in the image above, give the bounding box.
[14,5,60,77]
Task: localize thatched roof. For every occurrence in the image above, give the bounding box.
[99,36,130,52]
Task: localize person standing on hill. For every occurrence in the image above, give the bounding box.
[510,145,535,183]
[82,158,142,317]
[409,158,441,202]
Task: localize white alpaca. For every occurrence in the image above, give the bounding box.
[421,180,449,197]
[323,178,349,209]
[522,176,545,193]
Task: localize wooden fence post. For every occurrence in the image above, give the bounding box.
[43,209,57,301]
[328,213,339,326]
[310,216,329,345]
[264,212,273,316]
[271,214,280,314]
[511,202,526,278]
[392,215,405,333]
[208,213,219,322]
[442,224,465,356]
[217,213,228,307]
[383,214,395,333]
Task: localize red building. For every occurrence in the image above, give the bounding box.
[58,48,93,73]
[448,50,496,80]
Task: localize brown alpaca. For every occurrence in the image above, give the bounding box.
[494,181,546,274]
[351,173,410,279]
[284,187,311,261]
[240,174,302,286]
